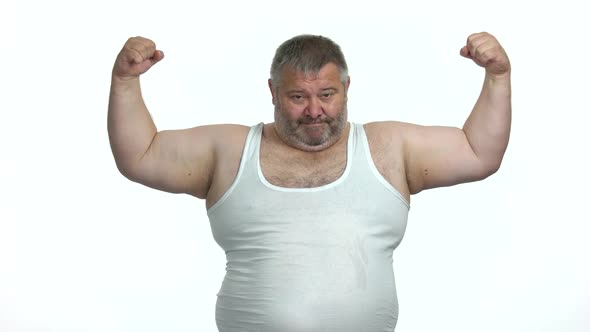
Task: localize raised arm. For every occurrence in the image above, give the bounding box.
[107,37,244,199]
[403,32,512,194]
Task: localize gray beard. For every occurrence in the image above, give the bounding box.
[273,105,348,149]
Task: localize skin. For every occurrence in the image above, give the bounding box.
[108,32,511,207]
[254,63,352,190]
[269,63,350,152]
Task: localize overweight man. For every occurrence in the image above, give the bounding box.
[108,32,511,331]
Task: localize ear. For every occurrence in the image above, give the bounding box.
[268,79,277,106]
[344,76,351,102]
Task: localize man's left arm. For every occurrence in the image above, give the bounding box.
[404,32,511,194]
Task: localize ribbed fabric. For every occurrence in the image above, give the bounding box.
[207,122,410,332]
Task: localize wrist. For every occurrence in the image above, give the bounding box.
[111,72,140,87]
[485,70,511,87]
[112,72,140,83]
[485,69,511,81]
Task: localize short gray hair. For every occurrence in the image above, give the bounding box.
[270,34,349,89]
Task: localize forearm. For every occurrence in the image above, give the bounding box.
[463,72,512,172]
[107,76,157,175]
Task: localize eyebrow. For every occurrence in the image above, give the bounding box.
[285,87,339,94]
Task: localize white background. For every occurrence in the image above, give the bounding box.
[1,1,589,331]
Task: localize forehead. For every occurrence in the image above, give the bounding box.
[280,63,342,88]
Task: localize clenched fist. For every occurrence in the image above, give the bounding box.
[460,32,510,77]
[112,36,164,80]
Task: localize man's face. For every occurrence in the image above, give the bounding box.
[270,63,350,152]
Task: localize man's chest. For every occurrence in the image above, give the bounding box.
[259,149,347,188]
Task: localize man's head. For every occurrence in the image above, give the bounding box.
[269,35,350,152]
[270,34,349,90]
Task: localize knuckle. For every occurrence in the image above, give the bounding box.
[480,51,491,62]
[127,36,140,45]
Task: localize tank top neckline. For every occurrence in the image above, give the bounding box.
[255,122,355,193]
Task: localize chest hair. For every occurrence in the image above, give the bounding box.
[260,140,347,188]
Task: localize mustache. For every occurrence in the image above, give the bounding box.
[297,117,330,125]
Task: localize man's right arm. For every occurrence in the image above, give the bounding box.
[107,37,235,199]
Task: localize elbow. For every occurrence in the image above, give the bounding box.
[477,158,503,180]
[471,143,507,180]
[113,158,142,183]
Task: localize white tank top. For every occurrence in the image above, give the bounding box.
[207,122,410,331]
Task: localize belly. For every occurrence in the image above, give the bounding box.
[214,252,399,332]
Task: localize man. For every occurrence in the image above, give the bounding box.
[108,32,510,331]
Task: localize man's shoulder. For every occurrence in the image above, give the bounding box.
[358,121,412,202]
[362,120,414,129]
[186,123,254,141]
[196,123,255,131]
[208,123,254,147]
[361,121,411,141]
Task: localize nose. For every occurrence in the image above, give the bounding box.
[305,96,323,119]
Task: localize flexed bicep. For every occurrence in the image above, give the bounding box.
[403,124,491,194]
[130,124,247,199]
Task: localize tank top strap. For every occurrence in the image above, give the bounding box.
[245,122,264,163]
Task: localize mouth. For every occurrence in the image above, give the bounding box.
[299,119,328,125]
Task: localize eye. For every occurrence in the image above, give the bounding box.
[321,92,334,99]
[290,94,304,103]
